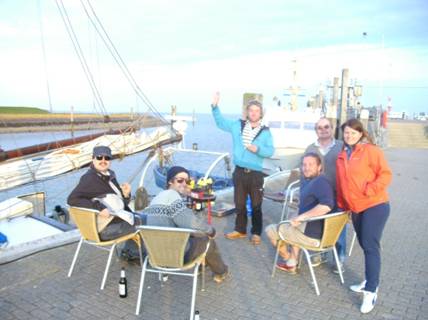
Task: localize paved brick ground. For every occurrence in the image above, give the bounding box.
[1,148,427,320]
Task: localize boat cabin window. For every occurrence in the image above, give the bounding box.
[283,121,301,129]
[303,122,316,130]
[268,121,282,128]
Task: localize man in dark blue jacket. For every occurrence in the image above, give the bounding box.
[211,92,274,245]
[68,146,144,241]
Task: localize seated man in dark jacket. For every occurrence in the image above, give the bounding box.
[143,166,229,283]
[68,146,145,241]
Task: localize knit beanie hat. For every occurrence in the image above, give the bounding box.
[166,166,189,183]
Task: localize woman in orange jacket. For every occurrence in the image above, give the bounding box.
[336,119,392,314]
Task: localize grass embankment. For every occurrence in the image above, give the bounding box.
[0,106,49,114]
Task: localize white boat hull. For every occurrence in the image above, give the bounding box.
[0,128,173,191]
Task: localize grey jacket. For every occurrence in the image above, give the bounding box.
[143,189,215,237]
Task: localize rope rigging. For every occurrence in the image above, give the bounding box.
[78,0,169,125]
[54,0,108,116]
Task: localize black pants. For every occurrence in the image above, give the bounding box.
[184,236,228,275]
[233,167,264,235]
[352,202,390,292]
[99,213,146,241]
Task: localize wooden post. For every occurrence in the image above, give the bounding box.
[327,77,339,136]
[338,69,349,139]
[318,90,324,110]
[70,105,74,137]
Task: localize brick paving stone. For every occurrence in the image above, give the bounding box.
[0,148,427,320]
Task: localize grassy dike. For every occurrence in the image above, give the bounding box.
[0,106,165,132]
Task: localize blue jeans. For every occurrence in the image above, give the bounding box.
[352,202,390,292]
[335,224,347,263]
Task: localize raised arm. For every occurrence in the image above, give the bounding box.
[211,92,235,133]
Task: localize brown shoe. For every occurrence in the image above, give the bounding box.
[213,269,230,284]
[250,234,261,245]
[224,231,247,240]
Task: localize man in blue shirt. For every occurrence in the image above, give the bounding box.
[265,152,334,273]
[211,92,274,245]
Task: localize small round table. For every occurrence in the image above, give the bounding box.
[190,193,216,224]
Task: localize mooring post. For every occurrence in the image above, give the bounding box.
[338,69,349,139]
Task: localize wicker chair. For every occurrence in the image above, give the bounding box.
[272,211,349,295]
[135,226,209,320]
[67,206,142,290]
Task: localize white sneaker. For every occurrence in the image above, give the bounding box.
[360,290,377,314]
[350,280,366,293]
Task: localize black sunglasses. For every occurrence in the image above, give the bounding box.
[316,125,330,130]
[95,155,111,161]
[175,178,191,185]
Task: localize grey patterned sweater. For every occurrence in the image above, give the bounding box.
[143,189,215,237]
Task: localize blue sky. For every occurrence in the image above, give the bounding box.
[0,0,427,115]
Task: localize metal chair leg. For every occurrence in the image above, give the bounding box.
[332,247,345,284]
[201,260,206,292]
[68,237,83,277]
[190,265,199,320]
[271,240,281,278]
[302,248,320,296]
[135,258,148,315]
[101,243,116,290]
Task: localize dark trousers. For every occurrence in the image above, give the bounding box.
[233,167,264,235]
[99,213,146,241]
[352,202,390,292]
[184,236,228,275]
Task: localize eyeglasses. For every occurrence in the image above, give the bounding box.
[95,155,111,161]
[316,125,330,130]
[175,178,191,185]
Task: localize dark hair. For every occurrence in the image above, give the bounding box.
[341,118,373,144]
[302,152,322,166]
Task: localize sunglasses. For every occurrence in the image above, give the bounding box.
[316,125,330,130]
[95,155,111,161]
[175,178,191,185]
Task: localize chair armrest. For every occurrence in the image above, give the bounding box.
[136,225,207,237]
[68,206,100,214]
[277,211,347,226]
[301,211,347,223]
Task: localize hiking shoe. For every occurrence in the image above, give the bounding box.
[224,231,247,240]
[213,270,230,284]
[350,280,367,293]
[250,234,261,245]
[276,262,297,274]
[332,262,344,274]
[311,253,328,267]
[360,290,377,314]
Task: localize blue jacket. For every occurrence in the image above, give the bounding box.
[212,106,274,172]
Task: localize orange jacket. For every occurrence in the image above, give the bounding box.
[336,143,392,213]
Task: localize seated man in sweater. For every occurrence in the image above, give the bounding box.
[68,146,145,241]
[265,152,334,273]
[143,166,229,283]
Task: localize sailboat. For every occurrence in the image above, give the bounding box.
[0,1,181,264]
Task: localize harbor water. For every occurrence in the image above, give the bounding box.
[0,113,236,212]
